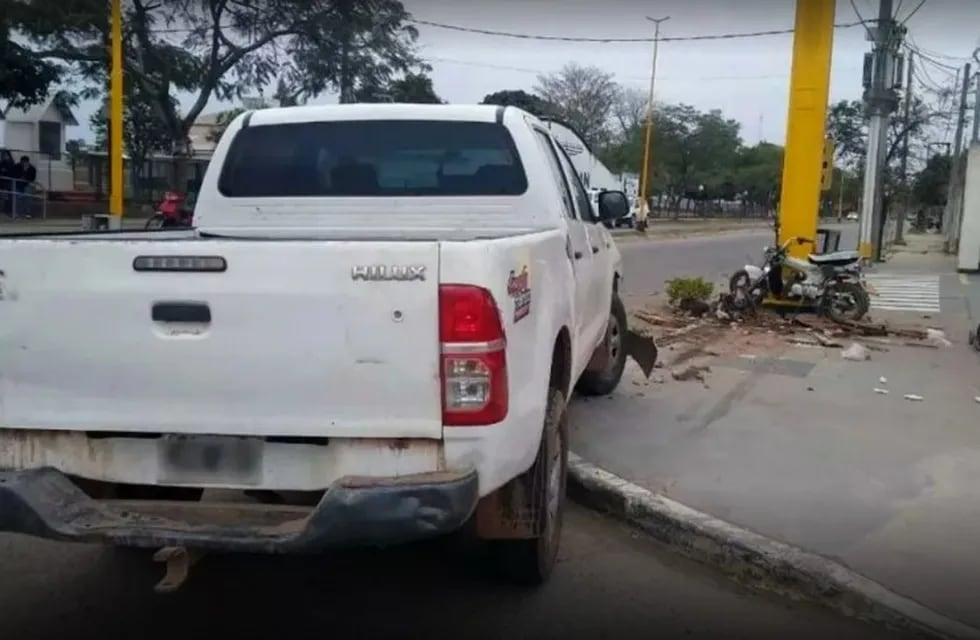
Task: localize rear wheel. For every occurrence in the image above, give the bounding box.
[144,213,166,230]
[824,281,870,322]
[576,293,628,396]
[488,388,568,585]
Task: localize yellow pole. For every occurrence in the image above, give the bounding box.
[109,0,124,219]
[637,16,669,231]
[777,0,836,259]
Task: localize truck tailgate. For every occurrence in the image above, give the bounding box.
[0,239,443,438]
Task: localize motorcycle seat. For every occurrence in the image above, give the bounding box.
[808,250,861,266]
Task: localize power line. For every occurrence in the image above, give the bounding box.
[912,65,946,93]
[406,18,863,44]
[906,44,961,74]
[143,16,868,46]
[898,0,928,25]
[425,54,810,84]
[848,0,876,39]
[905,32,972,62]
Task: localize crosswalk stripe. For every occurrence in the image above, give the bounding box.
[865,274,941,312]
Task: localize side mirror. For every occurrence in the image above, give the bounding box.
[597,190,629,221]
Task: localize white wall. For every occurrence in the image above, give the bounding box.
[3,122,33,155]
[958,142,980,271]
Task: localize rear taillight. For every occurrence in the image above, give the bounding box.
[439,284,508,426]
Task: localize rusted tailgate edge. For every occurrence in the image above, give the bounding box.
[0,467,478,554]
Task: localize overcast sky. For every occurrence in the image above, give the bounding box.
[69,0,980,146]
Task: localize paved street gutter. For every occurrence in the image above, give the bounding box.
[566,453,980,640]
[610,220,774,242]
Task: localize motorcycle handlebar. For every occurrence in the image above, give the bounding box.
[778,237,814,250]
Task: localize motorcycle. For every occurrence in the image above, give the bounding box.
[145,192,194,230]
[729,236,872,322]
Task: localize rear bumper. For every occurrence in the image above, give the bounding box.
[0,467,479,553]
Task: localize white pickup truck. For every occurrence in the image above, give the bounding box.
[0,104,632,586]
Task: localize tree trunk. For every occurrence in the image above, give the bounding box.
[170,133,192,193]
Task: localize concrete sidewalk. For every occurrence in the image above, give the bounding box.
[569,239,980,631]
[0,216,150,233]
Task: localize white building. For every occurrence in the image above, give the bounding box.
[0,95,79,191]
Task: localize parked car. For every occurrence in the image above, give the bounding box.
[0,103,633,587]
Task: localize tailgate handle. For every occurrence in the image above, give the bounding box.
[152,302,211,324]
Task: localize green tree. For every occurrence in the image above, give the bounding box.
[649,104,741,212]
[90,85,175,181]
[480,89,555,118]
[534,63,619,149]
[732,142,784,211]
[388,71,442,103]
[826,98,952,171]
[913,153,952,206]
[207,108,249,146]
[18,0,422,189]
[0,9,61,108]
[272,77,303,107]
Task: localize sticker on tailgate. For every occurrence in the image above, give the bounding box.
[507,265,531,323]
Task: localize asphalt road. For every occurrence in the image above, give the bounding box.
[617,223,859,300]
[0,505,905,640]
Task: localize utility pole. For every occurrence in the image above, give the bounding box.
[858,0,904,262]
[109,0,124,224]
[943,62,972,252]
[895,50,914,245]
[776,0,836,259]
[636,15,670,233]
[972,70,980,144]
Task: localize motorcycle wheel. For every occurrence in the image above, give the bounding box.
[824,281,870,322]
[729,270,765,311]
[145,214,166,230]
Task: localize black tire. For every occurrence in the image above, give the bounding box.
[145,214,166,230]
[488,388,568,586]
[824,281,870,322]
[575,292,628,396]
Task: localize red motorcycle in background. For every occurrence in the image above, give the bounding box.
[145,192,194,230]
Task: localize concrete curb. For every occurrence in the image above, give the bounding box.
[609,223,772,241]
[566,453,980,640]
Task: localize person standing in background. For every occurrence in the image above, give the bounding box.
[12,156,37,219]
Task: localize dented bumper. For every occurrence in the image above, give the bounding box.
[0,467,479,553]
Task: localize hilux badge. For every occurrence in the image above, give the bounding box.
[351,265,426,281]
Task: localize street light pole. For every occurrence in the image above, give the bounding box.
[636,15,670,233]
[858,0,903,263]
[109,0,124,221]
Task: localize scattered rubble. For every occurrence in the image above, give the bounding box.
[630,289,951,364]
[841,343,871,362]
[625,288,951,389]
[925,328,952,348]
[671,364,711,382]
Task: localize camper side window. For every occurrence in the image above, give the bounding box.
[553,143,596,222]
